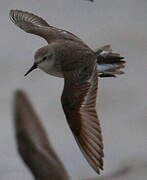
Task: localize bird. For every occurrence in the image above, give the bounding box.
[10,10,126,174]
[14,90,69,180]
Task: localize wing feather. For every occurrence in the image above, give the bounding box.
[61,63,104,174]
[9,10,57,43]
[9,10,82,43]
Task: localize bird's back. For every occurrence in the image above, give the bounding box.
[52,40,96,73]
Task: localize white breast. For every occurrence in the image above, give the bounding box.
[38,59,63,78]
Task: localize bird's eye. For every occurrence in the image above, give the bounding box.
[43,56,47,61]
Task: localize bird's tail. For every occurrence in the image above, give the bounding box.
[96,45,126,78]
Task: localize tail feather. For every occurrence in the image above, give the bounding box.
[96,45,126,78]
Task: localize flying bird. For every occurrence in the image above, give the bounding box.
[10,10,125,174]
[14,90,69,180]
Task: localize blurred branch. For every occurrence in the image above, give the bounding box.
[14,90,69,180]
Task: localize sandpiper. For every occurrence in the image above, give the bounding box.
[10,10,125,174]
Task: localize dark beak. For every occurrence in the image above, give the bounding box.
[24,63,37,77]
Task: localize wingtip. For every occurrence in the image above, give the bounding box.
[91,161,104,175]
[9,9,14,22]
[9,9,18,24]
[9,9,21,22]
[75,134,104,175]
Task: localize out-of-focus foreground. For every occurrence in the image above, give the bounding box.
[14,90,69,180]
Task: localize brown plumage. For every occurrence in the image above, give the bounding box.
[61,63,103,173]
[10,10,125,174]
[14,90,69,180]
[9,10,82,43]
[96,45,126,77]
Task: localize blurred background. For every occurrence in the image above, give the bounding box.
[0,0,147,179]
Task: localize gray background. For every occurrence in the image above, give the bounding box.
[0,0,147,179]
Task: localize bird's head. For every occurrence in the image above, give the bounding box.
[24,45,55,76]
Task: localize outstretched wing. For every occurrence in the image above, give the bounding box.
[14,90,69,180]
[9,10,81,43]
[61,60,104,174]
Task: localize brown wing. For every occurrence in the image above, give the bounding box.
[61,62,104,174]
[9,10,82,43]
[9,9,57,43]
[14,90,69,180]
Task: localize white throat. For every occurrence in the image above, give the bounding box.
[38,55,63,78]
